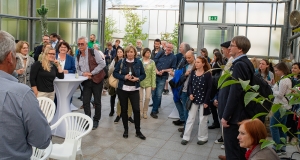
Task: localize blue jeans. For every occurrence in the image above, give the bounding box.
[270,110,287,151]
[174,92,189,121]
[151,76,167,113]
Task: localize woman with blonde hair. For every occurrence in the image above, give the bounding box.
[38,42,52,61]
[30,47,64,100]
[14,41,35,87]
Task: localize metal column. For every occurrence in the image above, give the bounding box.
[98,0,105,51]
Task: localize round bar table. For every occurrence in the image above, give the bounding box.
[52,74,87,137]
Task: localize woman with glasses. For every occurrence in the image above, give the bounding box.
[14,41,35,87]
[30,47,64,100]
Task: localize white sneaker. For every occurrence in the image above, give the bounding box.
[221,144,225,149]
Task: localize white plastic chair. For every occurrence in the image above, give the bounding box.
[37,97,56,123]
[31,141,53,160]
[49,113,93,160]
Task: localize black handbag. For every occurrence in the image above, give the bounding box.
[186,99,193,110]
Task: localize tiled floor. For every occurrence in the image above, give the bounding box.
[52,89,300,160]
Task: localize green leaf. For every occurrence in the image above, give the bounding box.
[294,132,300,135]
[283,74,294,79]
[218,73,231,88]
[280,137,286,144]
[271,104,281,113]
[293,27,300,32]
[252,112,268,120]
[220,80,240,89]
[251,85,260,92]
[268,95,274,100]
[239,79,250,91]
[279,107,286,118]
[271,124,289,133]
[275,144,285,150]
[244,92,259,106]
[260,139,275,149]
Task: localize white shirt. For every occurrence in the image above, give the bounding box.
[272,77,292,110]
[57,55,66,70]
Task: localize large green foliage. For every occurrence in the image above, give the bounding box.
[122,10,148,47]
[37,4,48,35]
[161,24,178,52]
[105,16,119,43]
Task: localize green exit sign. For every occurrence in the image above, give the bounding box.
[208,16,218,21]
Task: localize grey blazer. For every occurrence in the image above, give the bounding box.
[15,56,35,87]
[249,144,280,160]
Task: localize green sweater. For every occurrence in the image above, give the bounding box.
[88,40,99,49]
[140,59,156,88]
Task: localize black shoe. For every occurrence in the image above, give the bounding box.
[92,121,98,130]
[128,117,134,123]
[208,123,220,129]
[173,119,185,126]
[109,110,114,117]
[214,136,224,144]
[178,127,184,132]
[150,112,158,119]
[114,116,121,124]
[136,132,146,140]
[149,103,153,107]
[123,130,128,138]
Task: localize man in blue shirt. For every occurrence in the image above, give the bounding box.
[0,30,52,159]
[150,43,177,119]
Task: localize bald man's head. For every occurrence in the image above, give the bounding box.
[185,50,195,64]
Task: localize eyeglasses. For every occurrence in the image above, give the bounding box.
[77,43,85,46]
[48,53,56,55]
[229,44,237,48]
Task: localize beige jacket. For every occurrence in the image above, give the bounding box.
[249,144,280,160]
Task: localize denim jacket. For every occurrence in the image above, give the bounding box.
[113,58,146,89]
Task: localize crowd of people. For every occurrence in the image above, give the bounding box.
[1,28,300,160]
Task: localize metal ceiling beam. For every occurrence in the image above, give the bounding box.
[185,0,291,3]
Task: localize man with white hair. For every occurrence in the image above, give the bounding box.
[136,39,144,59]
[76,36,106,130]
[0,30,51,159]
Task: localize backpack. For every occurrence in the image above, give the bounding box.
[241,59,273,119]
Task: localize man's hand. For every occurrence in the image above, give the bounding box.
[156,70,162,76]
[213,99,218,107]
[83,72,92,78]
[17,69,25,75]
[203,104,208,108]
[221,118,230,128]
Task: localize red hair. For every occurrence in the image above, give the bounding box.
[238,119,267,145]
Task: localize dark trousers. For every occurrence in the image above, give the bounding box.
[209,101,220,126]
[82,79,103,122]
[117,89,140,132]
[110,94,116,111]
[224,124,246,160]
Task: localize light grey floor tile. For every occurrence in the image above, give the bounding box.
[185,144,211,157]
[149,130,174,141]
[154,148,183,160]
[140,137,167,148]
[162,140,188,152]
[180,153,207,160]
[122,153,152,160]
[131,144,160,157]
[208,148,226,159]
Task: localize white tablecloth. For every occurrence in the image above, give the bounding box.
[52,74,87,137]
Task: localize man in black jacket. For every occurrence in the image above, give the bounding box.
[218,36,253,160]
[33,35,50,61]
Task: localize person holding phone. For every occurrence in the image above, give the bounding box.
[30,47,64,100]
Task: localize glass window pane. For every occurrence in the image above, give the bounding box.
[78,0,88,18]
[48,22,58,35]
[78,23,87,37]
[35,21,42,45]
[149,10,158,34]
[59,22,72,44]
[269,28,281,58]
[157,10,167,34]
[248,3,272,24]
[166,10,176,33]
[59,0,74,18]
[184,2,199,22]
[272,3,284,25]
[226,3,247,24]
[91,0,98,18]
[45,0,58,18]
[19,0,28,16]
[1,18,17,38]
[246,27,270,57]
[19,20,28,41]
[203,3,223,23]
[182,25,198,52]
[203,29,227,58]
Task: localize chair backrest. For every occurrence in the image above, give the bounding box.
[31,141,52,160]
[37,97,56,123]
